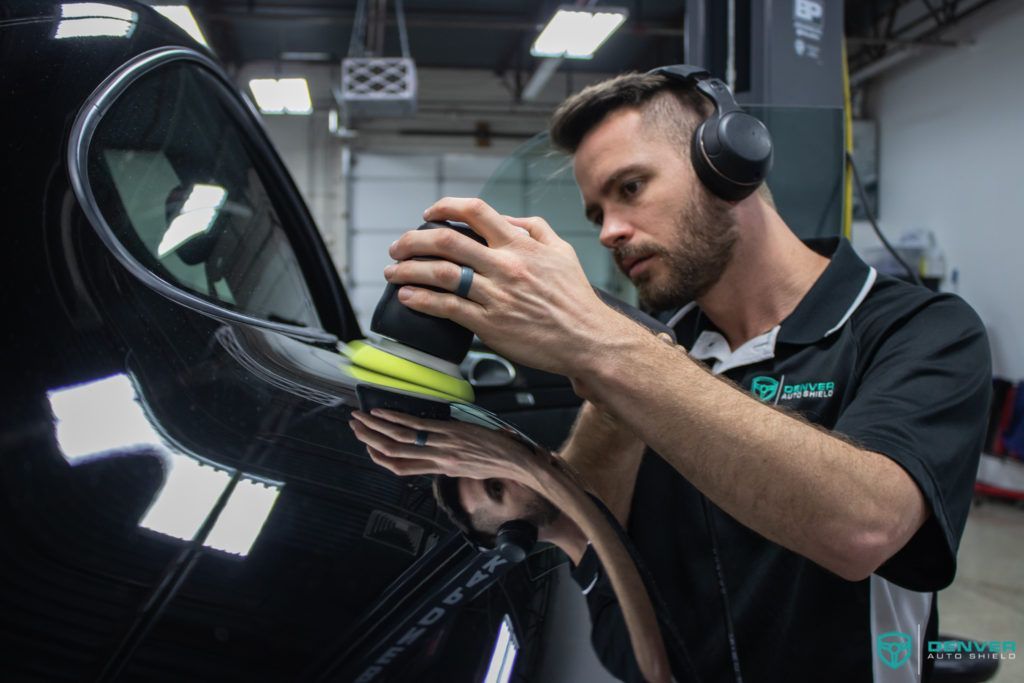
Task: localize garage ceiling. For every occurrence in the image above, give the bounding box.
[189,0,1005,93]
[194,0,687,77]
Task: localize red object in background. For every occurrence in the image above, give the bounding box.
[992,384,1016,456]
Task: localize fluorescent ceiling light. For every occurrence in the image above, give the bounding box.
[531,7,628,59]
[49,374,160,462]
[55,3,137,39]
[157,183,227,256]
[152,5,209,48]
[204,477,282,555]
[482,615,519,683]
[249,78,313,115]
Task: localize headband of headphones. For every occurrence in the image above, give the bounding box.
[648,64,773,201]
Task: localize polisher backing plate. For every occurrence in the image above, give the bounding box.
[341,340,475,402]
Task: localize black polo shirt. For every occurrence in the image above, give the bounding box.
[572,238,991,683]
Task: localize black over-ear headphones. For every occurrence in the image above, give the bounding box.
[492,519,538,563]
[648,64,773,202]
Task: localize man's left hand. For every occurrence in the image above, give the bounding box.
[384,197,625,376]
[350,409,548,488]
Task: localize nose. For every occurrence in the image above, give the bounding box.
[598,213,634,249]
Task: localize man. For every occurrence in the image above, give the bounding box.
[352,70,991,682]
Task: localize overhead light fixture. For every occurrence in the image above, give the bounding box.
[55,3,137,39]
[152,5,209,48]
[157,183,227,257]
[531,6,628,59]
[249,78,314,115]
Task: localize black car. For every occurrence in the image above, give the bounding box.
[0,2,583,680]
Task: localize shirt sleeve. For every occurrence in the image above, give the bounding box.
[570,545,645,683]
[834,293,991,591]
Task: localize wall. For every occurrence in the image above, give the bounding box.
[866,1,1024,379]
[259,111,347,276]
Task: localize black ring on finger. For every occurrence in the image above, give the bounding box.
[455,265,474,298]
[415,430,429,447]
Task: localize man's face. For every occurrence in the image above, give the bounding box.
[573,107,738,310]
[457,477,560,539]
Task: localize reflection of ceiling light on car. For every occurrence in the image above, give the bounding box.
[152,5,209,48]
[140,453,233,542]
[48,372,282,558]
[482,615,519,683]
[530,7,628,59]
[205,477,282,555]
[49,374,161,462]
[248,78,314,115]
[157,183,227,257]
[55,3,137,39]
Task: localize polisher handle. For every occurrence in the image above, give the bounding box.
[370,221,487,366]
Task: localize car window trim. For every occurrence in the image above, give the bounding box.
[68,45,340,345]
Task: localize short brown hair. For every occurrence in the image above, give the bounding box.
[549,70,775,206]
[549,71,710,155]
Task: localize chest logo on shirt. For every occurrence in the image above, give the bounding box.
[750,376,837,403]
[751,376,780,402]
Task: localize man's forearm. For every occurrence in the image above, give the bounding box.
[558,400,646,524]
[571,320,928,581]
[524,458,672,683]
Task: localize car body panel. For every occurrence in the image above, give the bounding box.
[0,3,557,680]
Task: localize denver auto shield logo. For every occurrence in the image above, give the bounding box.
[750,376,780,402]
[750,375,836,403]
[878,631,913,670]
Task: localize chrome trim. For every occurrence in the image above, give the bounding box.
[67,46,338,345]
[462,351,517,387]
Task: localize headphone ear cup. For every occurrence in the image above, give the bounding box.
[691,119,741,202]
[494,519,537,563]
[694,112,773,201]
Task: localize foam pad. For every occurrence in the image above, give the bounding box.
[341,340,475,402]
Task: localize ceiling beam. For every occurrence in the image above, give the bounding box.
[201,9,685,37]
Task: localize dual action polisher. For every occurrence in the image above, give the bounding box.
[340,220,675,403]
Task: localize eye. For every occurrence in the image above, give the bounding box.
[621,178,643,198]
[590,210,604,229]
[485,479,504,502]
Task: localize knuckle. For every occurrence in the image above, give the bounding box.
[465,197,487,215]
[436,229,456,249]
[505,261,529,283]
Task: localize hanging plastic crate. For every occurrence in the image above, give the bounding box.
[340,57,417,119]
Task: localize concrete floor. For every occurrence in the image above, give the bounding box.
[938,498,1024,682]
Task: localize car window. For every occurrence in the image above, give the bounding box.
[86,61,321,330]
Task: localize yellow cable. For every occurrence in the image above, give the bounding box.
[842,38,854,240]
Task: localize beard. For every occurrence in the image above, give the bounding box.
[615,185,738,311]
[522,494,561,528]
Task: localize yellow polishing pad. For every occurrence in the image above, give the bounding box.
[341,340,475,402]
